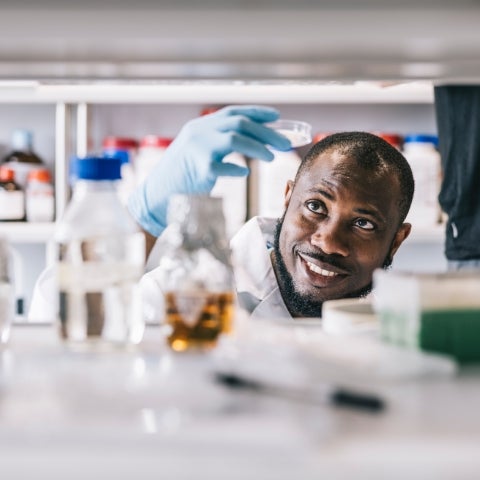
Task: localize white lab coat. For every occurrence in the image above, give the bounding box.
[28,216,292,323]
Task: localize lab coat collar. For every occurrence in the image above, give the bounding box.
[230,216,291,319]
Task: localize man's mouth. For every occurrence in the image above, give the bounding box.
[297,252,350,287]
[305,260,338,277]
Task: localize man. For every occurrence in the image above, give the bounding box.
[30,105,414,321]
[434,85,480,271]
[134,106,414,320]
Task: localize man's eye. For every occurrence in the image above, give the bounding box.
[355,218,375,230]
[306,200,325,213]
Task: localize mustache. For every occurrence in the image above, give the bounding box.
[297,248,352,273]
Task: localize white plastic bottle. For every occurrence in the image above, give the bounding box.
[55,155,146,348]
[135,135,173,186]
[256,147,302,218]
[402,134,442,228]
[210,150,248,238]
[102,136,138,206]
[25,168,55,222]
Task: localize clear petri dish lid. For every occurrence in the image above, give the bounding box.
[266,119,312,148]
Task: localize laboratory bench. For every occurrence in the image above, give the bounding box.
[0,321,479,480]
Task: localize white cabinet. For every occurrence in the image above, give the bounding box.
[0,81,444,317]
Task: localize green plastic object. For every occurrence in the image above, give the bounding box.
[420,309,480,364]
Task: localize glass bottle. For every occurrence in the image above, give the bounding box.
[156,194,236,352]
[0,166,25,221]
[1,129,45,189]
[55,155,145,349]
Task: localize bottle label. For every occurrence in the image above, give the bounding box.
[0,191,25,220]
[26,193,54,222]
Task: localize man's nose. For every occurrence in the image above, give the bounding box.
[310,220,350,257]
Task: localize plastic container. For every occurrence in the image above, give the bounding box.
[266,119,312,148]
[25,168,54,222]
[402,134,442,228]
[135,135,173,186]
[102,136,138,205]
[0,166,25,221]
[154,194,235,352]
[256,146,302,218]
[1,129,45,189]
[373,269,480,364]
[255,119,311,218]
[55,155,146,348]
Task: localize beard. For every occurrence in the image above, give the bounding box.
[272,217,393,318]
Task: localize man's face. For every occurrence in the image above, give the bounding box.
[272,150,411,317]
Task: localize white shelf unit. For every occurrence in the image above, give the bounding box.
[0,222,55,243]
[0,80,444,315]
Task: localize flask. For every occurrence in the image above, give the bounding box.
[402,134,442,228]
[102,136,138,205]
[1,129,45,189]
[25,168,55,222]
[156,194,235,352]
[135,135,173,186]
[0,166,25,221]
[55,155,146,348]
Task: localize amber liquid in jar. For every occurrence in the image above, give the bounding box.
[165,291,234,352]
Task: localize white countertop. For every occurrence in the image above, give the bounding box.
[0,322,479,480]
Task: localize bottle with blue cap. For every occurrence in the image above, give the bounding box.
[54,155,145,348]
[102,136,138,206]
[402,134,442,228]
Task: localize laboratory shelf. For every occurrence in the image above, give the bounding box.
[0,80,434,104]
[0,222,56,243]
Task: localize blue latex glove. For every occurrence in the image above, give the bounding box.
[128,105,292,236]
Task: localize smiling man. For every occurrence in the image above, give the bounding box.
[30,106,414,322]
[230,131,414,318]
[270,132,413,317]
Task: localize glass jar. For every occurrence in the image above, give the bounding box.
[156,194,235,352]
[55,155,145,349]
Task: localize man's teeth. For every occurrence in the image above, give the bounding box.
[306,261,338,277]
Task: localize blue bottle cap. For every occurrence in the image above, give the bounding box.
[102,149,130,165]
[404,134,439,146]
[70,155,122,181]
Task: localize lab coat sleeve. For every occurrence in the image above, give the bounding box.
[139,269,166,324]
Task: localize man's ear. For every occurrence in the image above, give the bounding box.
[389,223,412,258]
[284,180,294,209]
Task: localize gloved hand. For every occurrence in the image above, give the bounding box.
[128,105,292,236]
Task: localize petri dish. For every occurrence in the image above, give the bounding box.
[267,119,312,148]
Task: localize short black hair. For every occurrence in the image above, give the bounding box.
[296,131,415,223]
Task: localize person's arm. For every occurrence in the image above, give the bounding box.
[127,105,291,244]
